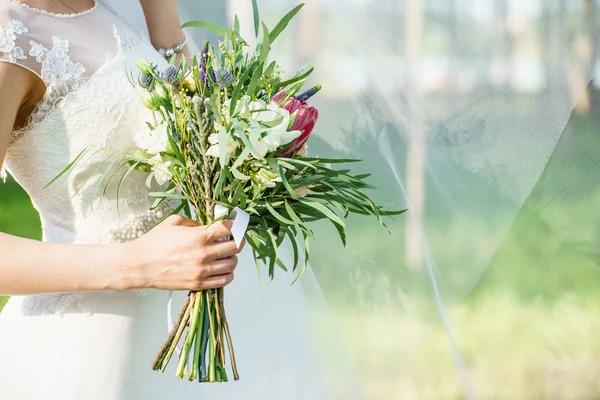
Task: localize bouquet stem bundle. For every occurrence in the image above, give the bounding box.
[149,99,238,382]
[150,288,238,382]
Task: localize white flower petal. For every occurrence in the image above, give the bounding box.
[208,133,219,145]
[206,144,220,157]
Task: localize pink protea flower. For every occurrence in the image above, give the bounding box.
[273,88,320,157]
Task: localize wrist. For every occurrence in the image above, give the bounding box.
[105,242,149,291]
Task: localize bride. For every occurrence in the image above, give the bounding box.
[0,1,359,398]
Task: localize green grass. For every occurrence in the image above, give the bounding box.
[0,176,41,310]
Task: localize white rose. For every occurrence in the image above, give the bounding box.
[135,123,169,154]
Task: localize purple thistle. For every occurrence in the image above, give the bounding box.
[296,85,322,101]
[139,72,154,89]
[200,41,209,71]
[213,68,234,87]
[161,65,179,85]
[200,70,210,88]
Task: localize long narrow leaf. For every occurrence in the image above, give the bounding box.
[298,199,345,227]
[182,20,229,37]
[265,202,295,225]
[274,67,313,91]
[44,146,91,188]
[259,23,271,64]
[230,65,253,115]
[251,0,260,37]
[116,161,141,216]
[269,4,304,43]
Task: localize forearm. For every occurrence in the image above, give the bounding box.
[140,0,191,58]
[0,233,144,296]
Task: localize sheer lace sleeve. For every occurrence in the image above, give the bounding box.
[0,9,43,83]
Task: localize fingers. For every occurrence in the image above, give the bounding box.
[204,239,243,261]
[164,214,198,228]
[202,220,234,243]
[198,273,234,290]
[202,255,238,277]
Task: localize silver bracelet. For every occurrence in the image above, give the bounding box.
[158,39,186,58]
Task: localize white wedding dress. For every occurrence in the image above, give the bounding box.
[0,1,361,399]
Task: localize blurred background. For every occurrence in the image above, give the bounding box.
[3,0,600,398]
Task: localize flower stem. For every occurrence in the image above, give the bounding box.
[218,288,239,380]
[151,294,191,371]
[176,292,202,378]
[161,292,195,373]
[207,290,217,382]
[189,293,205,381]
[199,295,210,381]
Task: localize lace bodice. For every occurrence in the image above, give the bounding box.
[0,1,174,314]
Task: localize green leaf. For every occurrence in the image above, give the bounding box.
[230,65,253,116]
[231,180,245,206]
[233,119,261,159]
[265,227,279,278]
[287,229,299,271]
[210,92,223,126]
[117,161,141,216]
[259,23,271,64]
[232,146,252,170]
[332,221,347,246]
[145,171,155,189]
[148,192,188,200]
[278,165,300,198]
[181,20,229,37]
[215,169,228,196]
[231,166,251,181]
[265,202,295,225]
[44,146,91,189]
[103,161,128,196]
[298,199,345,227]
[234,15,240,34]
[274,67,313,91]
[269,4,304,43]
[167,125,185,162]
[302,157,362,164]
[284,200,304,226]
[264,61,277,79]
[251,0,260,37]
[291,233,310,284]
[248,62,264,96]
[93,157,120,198]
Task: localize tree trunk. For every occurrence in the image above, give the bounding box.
[404,0,425,270]
[490,0,509,84]
[297,0,319,64]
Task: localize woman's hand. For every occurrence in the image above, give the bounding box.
[122,214,245,291]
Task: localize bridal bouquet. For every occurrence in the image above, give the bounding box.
[52,3,402,383]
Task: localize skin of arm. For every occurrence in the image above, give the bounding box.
[140,0,192,59]
[0,63,142,295]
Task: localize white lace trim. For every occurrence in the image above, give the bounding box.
[4,0,99,18]
[0,19,27,62]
